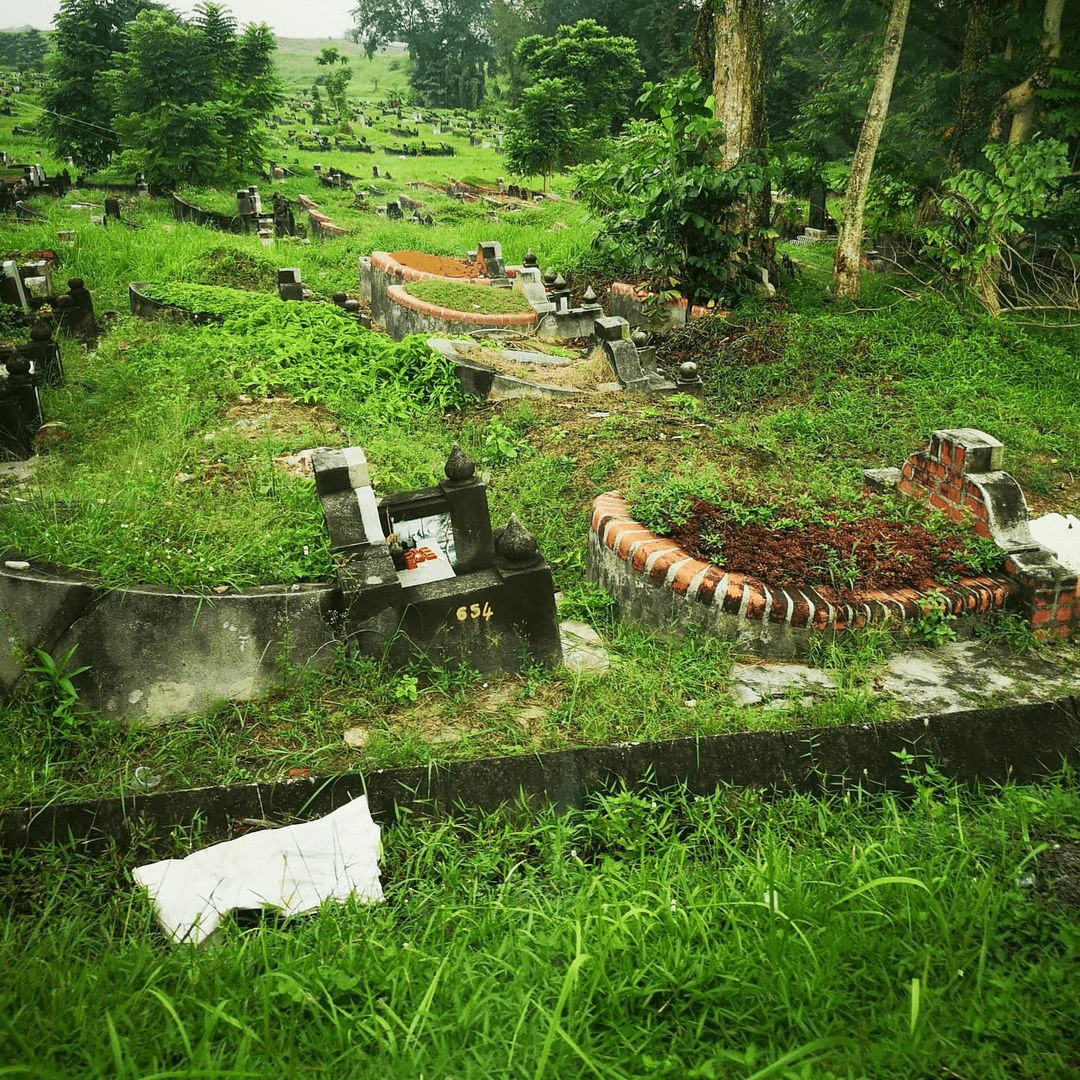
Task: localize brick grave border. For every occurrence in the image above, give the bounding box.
[364,250,537,339]
[589,430,1078,655]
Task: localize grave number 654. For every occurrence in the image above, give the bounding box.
[456,601,493,622]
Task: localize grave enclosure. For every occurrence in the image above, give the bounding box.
[1,445,562,724]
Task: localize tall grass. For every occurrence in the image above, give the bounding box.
[1,771,1078,1079]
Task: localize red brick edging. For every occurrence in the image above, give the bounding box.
[610,282,714,320]
[386,284,538,328]
[589,491,1015,636]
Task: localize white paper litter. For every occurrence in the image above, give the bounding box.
[133,795,383,945]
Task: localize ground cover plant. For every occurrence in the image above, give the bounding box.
[630,483,1005,597]
[403,277,534,314]
[2,768,1079,1078]
[2,57,1080,808]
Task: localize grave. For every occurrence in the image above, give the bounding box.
[593,316,677,394]
[313,445,562,672]
[588,430,1078,657]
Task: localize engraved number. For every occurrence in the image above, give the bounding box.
[456,600,494,623]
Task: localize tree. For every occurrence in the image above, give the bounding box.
[511,20,644,139]
[576,74,767,301]
[991,0,1066,144]
[41,0,155,171]
[502,78,575,188]
[106,5,280,185]
[349,0,492,107]
[316,46,354,119]
[710,0,765,170]
[832,0,911,301]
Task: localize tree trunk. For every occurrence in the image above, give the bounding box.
[990,0,1064,143]
[949,0,992,170]
[712,0,764,169]
[832,0,910,302]
[711,0,770,265]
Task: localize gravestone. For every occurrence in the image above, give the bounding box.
[809,183,827,232]
[477,241,507,282]
[311,445,561,672]
[594,316,676,394]
[277,268,304,301]
[0,351,41,460]
[1,261,29,312]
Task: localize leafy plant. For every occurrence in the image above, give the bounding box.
[25,646,91,746]
[909,590,958,647]
[921,138,1071,314]
[575,73,769,303]
[480,415,529,468]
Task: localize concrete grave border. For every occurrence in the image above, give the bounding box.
[3,697,1078,852]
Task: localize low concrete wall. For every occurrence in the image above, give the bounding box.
[1,559,337,725]
[363,250,499,329]
[4,696,1078,851]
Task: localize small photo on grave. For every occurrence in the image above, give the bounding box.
[388,512,457,584]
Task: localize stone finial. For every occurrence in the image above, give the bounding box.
[494,514,538,564]
[30,319,52,342]
[631,329,649,348]
[553,273,567,289]
[4,352,31,377]
[444,442,476,483]
[582,284,597,303]
[543,267,557,286]
[523,249,538,267]
[331,292,348,306]
[678,361,699,383]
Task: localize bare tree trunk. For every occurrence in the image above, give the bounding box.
[712,0,764,169]
[832,0,910,302]
[949,0,992,170]
[990,0,1064,144]
[711,0,770,266]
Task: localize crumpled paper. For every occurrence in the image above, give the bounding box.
[133,795,383,945]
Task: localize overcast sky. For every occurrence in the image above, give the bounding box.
[20,2,358,41]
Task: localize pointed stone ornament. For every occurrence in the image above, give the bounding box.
[444,442,476,483]
[524,249,538,267]
[494,513,539,564]
[583,285,597,303]
[553,273,567,288]
[543,267,557,286]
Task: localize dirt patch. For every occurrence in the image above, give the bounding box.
[656,318,788,372]
[1036,841,1080,910]
[391,250,484,278]
[668,498,995,603]
[456,344,613,390]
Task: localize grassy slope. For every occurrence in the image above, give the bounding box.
[2,773,1078,1079]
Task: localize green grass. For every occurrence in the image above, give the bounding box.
[404,277,535,314]
[2,770,1078,1078]
[2,88,1080,806]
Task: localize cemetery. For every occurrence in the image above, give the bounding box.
[1,12,1080,1078]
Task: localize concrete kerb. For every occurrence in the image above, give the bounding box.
[3,696,1078,852]
[0,558,338,725]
